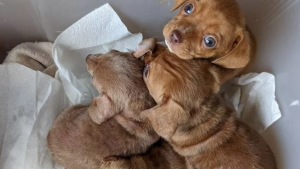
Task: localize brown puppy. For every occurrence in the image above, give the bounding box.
[136,39,276,169]
[47,51,159,169]
[163,0,256,73]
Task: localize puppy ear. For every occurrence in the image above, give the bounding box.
[171,0,187,11]
[133,38,157,58]
[88,94,118,124]
[212,31,252,69]
[141,98,187,140]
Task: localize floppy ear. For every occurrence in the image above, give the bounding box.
[212,31,252,69]
[171,0,187,11]
[133,38,157,58]
[88,94,118,124]
[141,98,187,140]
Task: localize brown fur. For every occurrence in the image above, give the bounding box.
[100,139,187,169]
[163,0,256,72]
[138,41,277,169]
[47,51,159,169]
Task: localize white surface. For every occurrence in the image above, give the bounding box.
[0,0,174,61]
[238,0,300,168]
[0,64,67,169]
[53,4,142,105]
[220,72,281,134]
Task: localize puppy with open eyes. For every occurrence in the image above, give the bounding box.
[131,38,277,169]
[47,51,159,169]
[164,0,256,82]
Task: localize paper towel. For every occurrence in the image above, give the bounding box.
[219,72,282,133]
[53,3,143,105]
[0,63,67,169]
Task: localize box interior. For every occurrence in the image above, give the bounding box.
[0,0,300,168]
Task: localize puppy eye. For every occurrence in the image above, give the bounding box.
[183,3,194,14]
[203,36,216,48]
[143,64,150,78]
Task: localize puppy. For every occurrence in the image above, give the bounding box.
[163,0,256,75]
[47,50,159,169]
[136,39,277,169]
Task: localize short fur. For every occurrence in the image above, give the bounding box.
[138,41,277,169]
[47,51,159,169]
[100,139,187,169]
[163,0,256,72]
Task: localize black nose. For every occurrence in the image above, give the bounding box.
[170,30,183,44]
[86,54,92,63]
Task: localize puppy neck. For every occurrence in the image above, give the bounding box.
[114,97,158,143]
[114,113,159,141]
[170,96,238,157]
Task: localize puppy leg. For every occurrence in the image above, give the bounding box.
[103,155,122,162]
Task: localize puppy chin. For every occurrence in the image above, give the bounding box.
[165,39,174,53]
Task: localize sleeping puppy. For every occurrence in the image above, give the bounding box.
[47,50,159,169]
[163,0,256,75]
[135,39,277,169]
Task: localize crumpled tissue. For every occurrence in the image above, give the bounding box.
[219,72,281,133]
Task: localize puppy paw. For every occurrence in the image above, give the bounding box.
[103,155,130,162]
[103,155,120,162]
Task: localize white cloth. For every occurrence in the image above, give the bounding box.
[0,64,67,169]
[3,42,57,78]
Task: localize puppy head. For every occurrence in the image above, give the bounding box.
[136,39,219,139]
[86,50,155,124]
[163,0,254,69]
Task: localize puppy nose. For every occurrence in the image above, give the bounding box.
[86,54,92,63]
[170,30,182,44]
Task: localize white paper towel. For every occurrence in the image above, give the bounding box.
[0,63,67,169]
[219,72,282,133]
[53,3,143,105]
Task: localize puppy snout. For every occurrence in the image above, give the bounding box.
[170,30,183,44]
[86,54,93,63]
